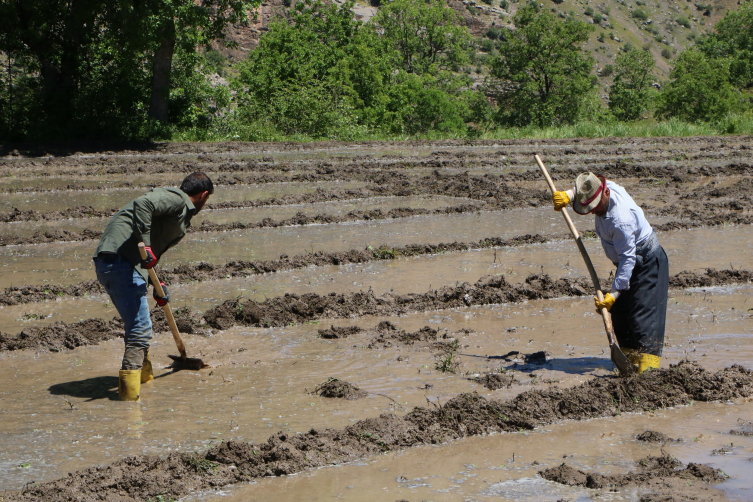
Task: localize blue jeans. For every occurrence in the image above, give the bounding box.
[94,254,152,352]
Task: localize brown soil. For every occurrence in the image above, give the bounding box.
[202,273,594,330]
[2,268,749,352]
[636,430,680,443]
[471,371,517,390]
[3,361,749,502]
[317,325,363,339]
[365,321,446,349]
[730,419,753,437]
[0,307,205,352]
[541,453,722,486]
[312,378,367,400]
[0,318,123,352]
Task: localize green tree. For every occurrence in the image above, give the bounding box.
[371,0,471,74]
[701,1,753,88]
[656,49,740,122]
[609,48,657,121]
[0,0,258,140]
[235,0,389,137]
[489,5,595,126]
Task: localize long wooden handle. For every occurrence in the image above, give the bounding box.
[138,243,187,360]
[533,155,618,343]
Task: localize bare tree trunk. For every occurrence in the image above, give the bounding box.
[149,19,176,123]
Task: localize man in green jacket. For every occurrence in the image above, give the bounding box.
[93,172,213,401]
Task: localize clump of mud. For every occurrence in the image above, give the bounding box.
[472,371,517,390]
[312,378,367,400]
[540,453,727,500]
[366,321,443,349]
[730,418,753,437]
[318,325,363,339]
[636,431,681,443]
[4,362,750,502]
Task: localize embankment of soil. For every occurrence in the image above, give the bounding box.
[1,269,749,353]
[541,453,728,501]
[3,362,749,502]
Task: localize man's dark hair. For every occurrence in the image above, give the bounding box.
[180,172,214,196]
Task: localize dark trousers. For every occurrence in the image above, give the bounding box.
[610,236,669,357]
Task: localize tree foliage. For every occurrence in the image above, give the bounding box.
[609,48,657,121]
[371,0,471,74]
[489,5,595,127]
[0,0,258,140]
[701,1,753,88]
[233,0,478,138]
[656,49,740,122]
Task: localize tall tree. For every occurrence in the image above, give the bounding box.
[608,48,657,121]
[371,0,470,74]
[489,5,594,127]
[656,49,740,122]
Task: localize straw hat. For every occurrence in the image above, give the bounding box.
[573,172,606,215]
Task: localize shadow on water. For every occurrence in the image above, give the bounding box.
[462,351,615,375]
[49,375,119,401]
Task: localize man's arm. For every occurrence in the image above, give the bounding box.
[610,223,637,295]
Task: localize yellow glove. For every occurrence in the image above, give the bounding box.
[552,190,571,211]
[594,292,616,311]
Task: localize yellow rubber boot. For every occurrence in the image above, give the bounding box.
[637,353,661,374]
[141,351,154,384]
[119,369,141,401]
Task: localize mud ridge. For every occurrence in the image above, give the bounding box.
[0,233,554,304]
[0,171,547,223]
[540,453,727,500]
[0,203,485,247]
[1,268,749,350]
[3,362,750,502]
[202,273,594,330]
[202,268,752,331]
[0,307,206,352]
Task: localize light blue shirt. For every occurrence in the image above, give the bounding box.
[593,181,653,292]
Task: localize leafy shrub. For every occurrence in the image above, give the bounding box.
[677,16,691,28]
[632,8,648,21]
[661,48,672,59]
[601,64,614,76]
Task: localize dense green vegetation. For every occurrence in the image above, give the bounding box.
[1,0,753,142]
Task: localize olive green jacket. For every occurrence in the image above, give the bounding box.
[94,188,196,280]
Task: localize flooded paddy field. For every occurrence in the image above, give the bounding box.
[0,137,751,502]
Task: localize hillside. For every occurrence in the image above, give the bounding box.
[215,0,742,87]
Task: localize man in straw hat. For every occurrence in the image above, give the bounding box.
[552,173,669,373]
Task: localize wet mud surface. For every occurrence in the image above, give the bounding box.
[1,268,749,352]
[2,362,750,502]
[2,138,752,501]
[541,453,728,501]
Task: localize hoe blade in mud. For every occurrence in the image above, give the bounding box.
[167,354,209,371]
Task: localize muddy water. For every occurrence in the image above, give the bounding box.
[0,221,750,307]
[0,195,477,239]
[0,181,367,213]
[0,208,565,287]
[1,284,750,492]
[206,399,753,502]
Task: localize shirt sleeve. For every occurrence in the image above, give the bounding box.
[132,191,183,248]
[611,223,637,291]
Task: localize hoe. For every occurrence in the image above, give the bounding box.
[138,242,208,371]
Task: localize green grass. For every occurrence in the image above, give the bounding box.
[164,113,753,143]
